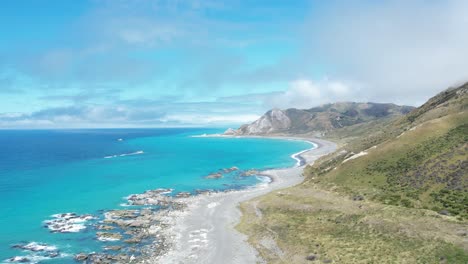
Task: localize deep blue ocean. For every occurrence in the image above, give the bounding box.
[0,128,312,263]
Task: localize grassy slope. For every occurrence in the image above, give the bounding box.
[308,112,467,218]
[237,85,468,263]
[238,186,467,263]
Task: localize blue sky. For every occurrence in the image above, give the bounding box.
[1,0,468,128]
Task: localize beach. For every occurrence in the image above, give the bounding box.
[0,129,315,263]
[150,137,337,264]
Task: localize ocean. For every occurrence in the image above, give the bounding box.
[0,128,313,263]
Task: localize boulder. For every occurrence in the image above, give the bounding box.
[96,232,123,241]
[128,220,150,228]
[74,253,88,261]
[439,209,450,216]
[103,246,122,251]
[205,172,223,179]
[8,256,30,263]
[175,192,191,198]
[124,237,142,244]
[97,225,115,230]
[352,195,364,201]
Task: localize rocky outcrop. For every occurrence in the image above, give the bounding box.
[238,108,291,134]
[126,188,174,206]
[9,242,61,263]
[205,172,223,179]
[205,167,241,179]
[74,252,134,263]
[96,232,123,241]
[228,102,414,135]
[223,128,239,135]
[43,213,95,233]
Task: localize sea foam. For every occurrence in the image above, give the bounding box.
[104,150,144,159]
[13,242,57,252]
[7,242,65,264]
[44,213,95,233]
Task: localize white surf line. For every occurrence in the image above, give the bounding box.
[104,150,144,159]
[290,140,318,167]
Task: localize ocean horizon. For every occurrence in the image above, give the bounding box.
[0,128,313,263]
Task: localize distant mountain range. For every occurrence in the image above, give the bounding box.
[226,102,414,135]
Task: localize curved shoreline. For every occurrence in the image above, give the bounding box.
[150,136,336,264]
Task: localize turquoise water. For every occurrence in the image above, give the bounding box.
[0,128,313,263]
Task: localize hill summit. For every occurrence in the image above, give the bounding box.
[227,102,414,135]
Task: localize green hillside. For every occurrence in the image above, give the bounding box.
[307,112,467,217]
[238,83,468,263]
[306,83,467,218]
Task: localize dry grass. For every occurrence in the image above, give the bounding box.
[237,185,468,264]
[237,89,468,263]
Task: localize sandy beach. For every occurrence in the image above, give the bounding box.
[149,137,337,264]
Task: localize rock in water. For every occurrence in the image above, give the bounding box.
[43,213,94,233]
[12,242,57,252]
[205,172,223,179]
[96,232,123,241]
[8,256,31,263]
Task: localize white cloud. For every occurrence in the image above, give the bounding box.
[303,0,468,106]
[328,81,350,96]
[267,79,352,109]
[0,99,263,128]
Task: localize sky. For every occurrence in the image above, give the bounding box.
[1,0,467,128]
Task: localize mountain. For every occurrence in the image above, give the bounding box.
[228,102,414,135]
[237,83,468,263]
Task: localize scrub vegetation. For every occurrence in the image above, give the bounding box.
[238,84,468,263]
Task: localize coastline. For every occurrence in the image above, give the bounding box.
[148,136,336,264]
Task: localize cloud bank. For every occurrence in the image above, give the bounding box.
[0,101,262,128]
[268,79,352,109]
[301,0,468,105]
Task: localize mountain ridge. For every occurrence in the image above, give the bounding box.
[227,102,414,136]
